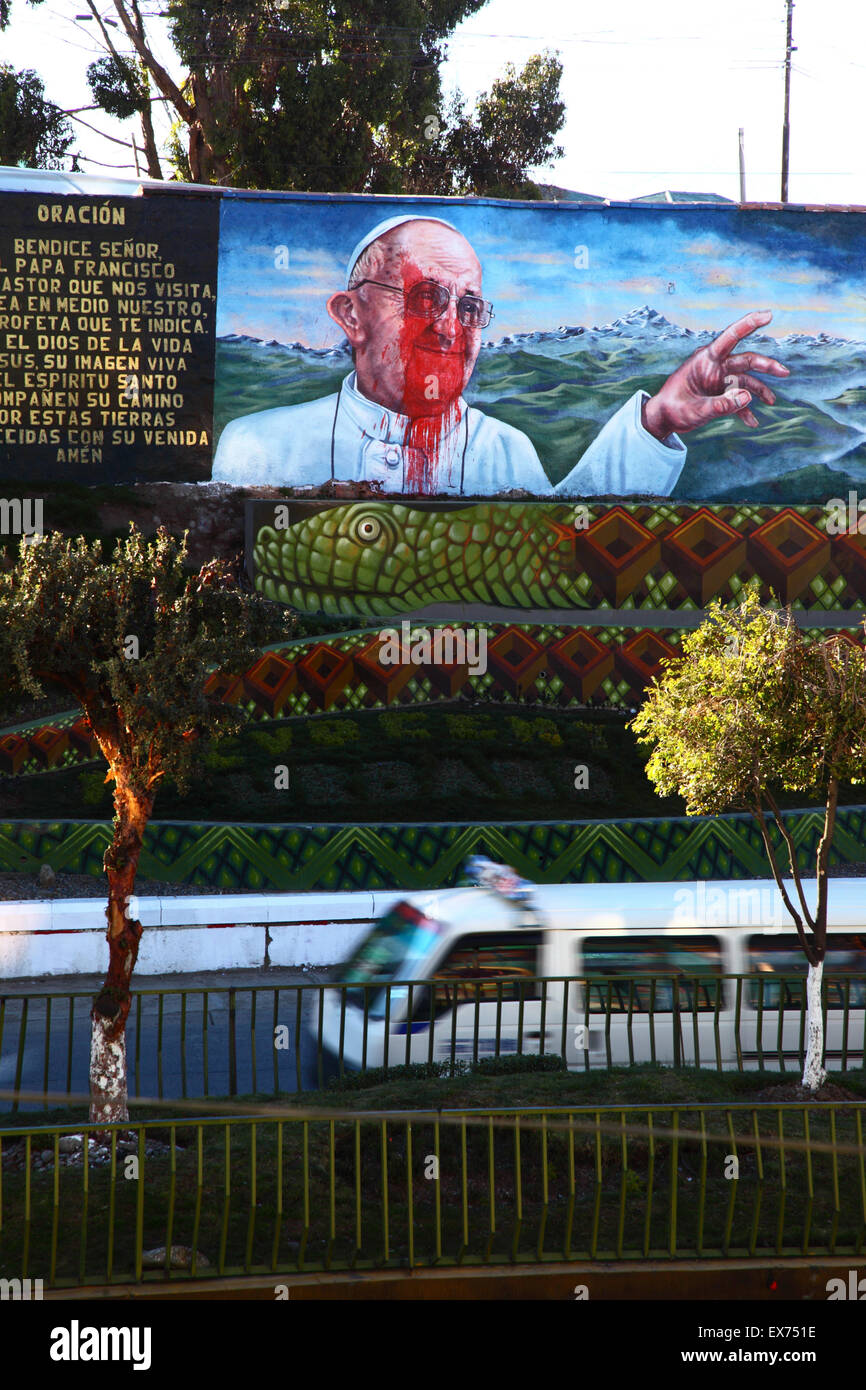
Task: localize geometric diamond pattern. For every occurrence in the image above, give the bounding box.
[253,500,866,618]
[1,620,861,781]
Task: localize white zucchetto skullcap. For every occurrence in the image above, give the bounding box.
[346,215,459,288]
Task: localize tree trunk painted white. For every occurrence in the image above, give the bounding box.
[89,779,150,1125]
[90,1013,129,1124]
[802,959,827,1092]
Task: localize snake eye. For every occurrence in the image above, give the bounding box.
[356,517,381,542]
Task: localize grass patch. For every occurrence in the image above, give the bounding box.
[2,1064,864,1284]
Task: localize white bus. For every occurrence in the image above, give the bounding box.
[317,872,866,1074]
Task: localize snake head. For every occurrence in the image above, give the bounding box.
[253,501,587,615]
[254,502,423,615]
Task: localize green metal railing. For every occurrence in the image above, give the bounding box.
[1,973,864,1113]
[0,1101,864,1286]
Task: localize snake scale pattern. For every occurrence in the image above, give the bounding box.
[253,502,588,616]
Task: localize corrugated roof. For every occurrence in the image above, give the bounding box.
[630,189,736,204]
[534,183,607,203]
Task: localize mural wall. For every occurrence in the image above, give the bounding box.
[3,171,866,879]
[216,196,866,504]
[3,181,866,511]
[2,622,862,783]
[248,498,866,616]
[3,807,866,890]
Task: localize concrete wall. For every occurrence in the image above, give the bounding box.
[0,891,406,979]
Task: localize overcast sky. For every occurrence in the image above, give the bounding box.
[3,0,865,204]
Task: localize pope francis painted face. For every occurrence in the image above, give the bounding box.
[212,213,563,495]
[331,219,483,417]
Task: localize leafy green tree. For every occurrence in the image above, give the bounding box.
[0,64,73,168]
[0,527,294,1122]
[630,588,866,1091]
[20,0,565,192]
[428,53,565,198]
[86,53,147,121]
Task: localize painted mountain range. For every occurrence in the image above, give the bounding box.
[215,306,866,501]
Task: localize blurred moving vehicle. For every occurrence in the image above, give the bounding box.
[316,861,866,1074]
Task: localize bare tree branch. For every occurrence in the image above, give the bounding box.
[67,110,137,148]
[110,0,194,120]
[764,788,815,931]
[750,797,817,963]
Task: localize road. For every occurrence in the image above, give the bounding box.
[0,968,335,1113]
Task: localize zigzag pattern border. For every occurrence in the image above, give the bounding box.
[0,806,863,890]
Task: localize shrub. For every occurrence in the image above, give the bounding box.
[567,720,608,752]
[325,1051,568,1090]
[445,713,496,742]
[506,715,562,747]
[78,770,108,807]
[471,1053,568,1076]
[203,744,246,773]
[378,712,431,741]
[249,727,291,757]
[327,1060,467,1091]
[309,719,360,747]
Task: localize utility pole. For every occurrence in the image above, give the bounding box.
[781,0,796,202]
[738,127,746,202]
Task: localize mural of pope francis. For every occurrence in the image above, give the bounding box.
[212,213,788,497]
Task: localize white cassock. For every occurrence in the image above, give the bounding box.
[211,369,687,496]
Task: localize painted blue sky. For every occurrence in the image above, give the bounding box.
[217,196,866,346]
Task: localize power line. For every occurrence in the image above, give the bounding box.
[781,0,795,202]
[74,150,138,168]
[67,109,141,147]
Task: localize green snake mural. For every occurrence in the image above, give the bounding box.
[253,502,588,616]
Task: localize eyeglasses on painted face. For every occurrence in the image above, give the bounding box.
[351,277,494,329]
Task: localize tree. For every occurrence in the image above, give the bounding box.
[0,3,72,168]
[21,0,565,193]
[630,587,866,1092]
[372,51,565,198]
[0,64,73,168]
[0,527,294,1123]
[431,53,565,199]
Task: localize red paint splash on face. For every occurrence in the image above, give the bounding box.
[397,256,468,493]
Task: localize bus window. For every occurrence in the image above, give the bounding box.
[412,933,543,1022]
[341,901,444,1017]
[747,934,866,1008]
[581,936,723,1012]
